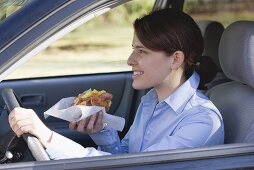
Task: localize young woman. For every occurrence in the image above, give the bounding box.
[9,8,224,160]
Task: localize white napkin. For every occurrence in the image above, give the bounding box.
[44,97,125,131]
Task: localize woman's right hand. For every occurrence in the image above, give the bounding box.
[69,111,104,134]
[8,107,53,148]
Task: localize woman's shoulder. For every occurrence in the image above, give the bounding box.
[181,95,223,131]
[187,90,222,119]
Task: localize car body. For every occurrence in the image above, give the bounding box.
[0,0,254,169]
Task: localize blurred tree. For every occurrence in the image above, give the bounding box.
[86,0,154,27]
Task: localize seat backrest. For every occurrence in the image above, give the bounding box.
[197,20,224,71]
[206,21,254,144]
[197,20,230,89]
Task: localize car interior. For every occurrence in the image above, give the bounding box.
[1,0,254,169]
[206,21,254,144]
[197,18,254,144]
[196,20,231,90]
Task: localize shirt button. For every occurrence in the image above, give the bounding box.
[146,131,150,135]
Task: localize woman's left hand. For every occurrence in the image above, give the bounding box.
[69,111,104,134]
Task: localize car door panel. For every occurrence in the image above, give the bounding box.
[0,72,143,146]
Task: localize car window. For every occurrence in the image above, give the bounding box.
[5,0,155,80]
[184,0,254,27]
[0,0,32,22]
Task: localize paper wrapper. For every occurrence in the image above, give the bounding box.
[44,97,125,131]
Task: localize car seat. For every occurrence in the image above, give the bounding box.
[206,21,254,144]
[196,20,230,89]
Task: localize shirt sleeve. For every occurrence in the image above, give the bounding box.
[143,111,224,152]
[89,126,129,154]
[46,132,111,160]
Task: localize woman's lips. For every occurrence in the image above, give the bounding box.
[132,71,144,78]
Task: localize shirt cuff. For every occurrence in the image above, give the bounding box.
[89,126,118,146]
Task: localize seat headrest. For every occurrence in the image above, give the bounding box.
[196,20,224,71]
[219,21,254,88]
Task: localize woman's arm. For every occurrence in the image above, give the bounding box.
[89,126,129,154]
[8,107,111,159]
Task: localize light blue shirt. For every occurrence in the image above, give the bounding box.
[46,71,224,159]
[90,71,224,154]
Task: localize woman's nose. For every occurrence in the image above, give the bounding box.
[127,51,136,66]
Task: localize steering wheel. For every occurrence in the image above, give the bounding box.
[1,88,50,161]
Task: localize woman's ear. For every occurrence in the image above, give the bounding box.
[170,51,185,70]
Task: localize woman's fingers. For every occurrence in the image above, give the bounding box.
[12,118,33,137]
[72,111,104,134]
[14,124,32,137]
[86,114,97,133]
[69,122,78,129]
[9,108,27,124]
[9,108,30,136]
[94,111,104,130]
[76,119,87,133]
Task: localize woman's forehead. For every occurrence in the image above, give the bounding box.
[132,35,146,48]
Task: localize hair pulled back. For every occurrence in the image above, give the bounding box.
[134,8,217,89]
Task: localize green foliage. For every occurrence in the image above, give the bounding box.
[86,0,154,27]
[184,0,254,27]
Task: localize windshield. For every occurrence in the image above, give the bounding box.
[0,0,31,23]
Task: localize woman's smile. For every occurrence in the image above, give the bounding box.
[132,71,144,78]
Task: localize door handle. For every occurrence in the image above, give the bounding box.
[19,94,45,106]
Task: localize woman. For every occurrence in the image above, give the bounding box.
[9,8,224,160]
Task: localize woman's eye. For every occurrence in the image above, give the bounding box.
[139,50,145,54]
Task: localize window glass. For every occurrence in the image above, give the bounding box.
[184,0,254,27]
[6,0,155,79]
[0,0,31,22]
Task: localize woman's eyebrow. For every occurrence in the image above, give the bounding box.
[132,44,146,49]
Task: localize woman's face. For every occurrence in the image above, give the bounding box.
[127,35,174,90]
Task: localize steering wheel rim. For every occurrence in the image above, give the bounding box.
[1,88,50,161]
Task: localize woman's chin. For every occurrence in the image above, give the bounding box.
[132,82,149,90]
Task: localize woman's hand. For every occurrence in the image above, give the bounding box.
[69,111,104,134]
[8,107,53,148]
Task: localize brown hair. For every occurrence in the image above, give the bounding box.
[134,8,217,90]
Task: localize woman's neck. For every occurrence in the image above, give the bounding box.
[155,72,186,102]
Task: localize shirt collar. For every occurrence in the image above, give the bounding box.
[164,71,200,114]
[141,88,158,104]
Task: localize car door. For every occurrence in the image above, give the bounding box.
[2,0,254,169]
[0,0,164,147]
